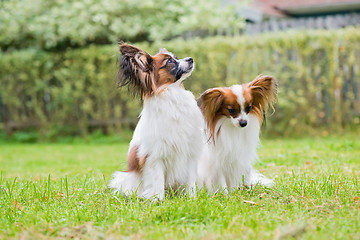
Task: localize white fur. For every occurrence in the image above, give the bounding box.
[109,82,203,200]
[197,85,273,193]
[231,85,245,107]
[230,85,249,125]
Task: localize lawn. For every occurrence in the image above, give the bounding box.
[0,134,359,239]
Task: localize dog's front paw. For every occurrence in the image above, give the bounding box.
[248,172,274,187]
[142,189,164,201]
[259,176,274,187]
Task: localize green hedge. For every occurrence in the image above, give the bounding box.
[1,27,359,138]
[0,0,242,51]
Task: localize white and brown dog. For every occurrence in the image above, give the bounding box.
[197,76,278,193]
[109,43,203,200]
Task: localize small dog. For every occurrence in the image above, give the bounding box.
[197,75,278,193]
[109,43,203,200]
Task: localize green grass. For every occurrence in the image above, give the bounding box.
[0,135,359,239]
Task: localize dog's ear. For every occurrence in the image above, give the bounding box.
[198,88,225,117]
[120,43,153,72]
[117,43,154,96]
[198,88,225,140]
[158,48,169,54]
[248,75,278,111]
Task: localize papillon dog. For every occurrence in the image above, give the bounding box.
[109,43,203,200]
[197,75,278,193]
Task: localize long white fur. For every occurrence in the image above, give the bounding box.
[109,79,203,200]
[197,84,273,193]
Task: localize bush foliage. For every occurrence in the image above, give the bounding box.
[1,27,359,138]
[0,0,243,51]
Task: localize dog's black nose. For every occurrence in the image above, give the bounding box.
[239,120,247,127]
[186,57,193,64]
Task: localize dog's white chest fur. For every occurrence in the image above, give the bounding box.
[132,84,202,160]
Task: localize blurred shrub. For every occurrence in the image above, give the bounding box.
[0,0,243,51]
[1,27,359,137]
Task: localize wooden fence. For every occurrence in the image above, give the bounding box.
[246,13,360,35]
[179,13,360,39]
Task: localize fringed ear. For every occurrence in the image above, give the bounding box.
[117,43,154,97]
[197,88,225,141]
[248,75,278,114]
[158,48,169,54]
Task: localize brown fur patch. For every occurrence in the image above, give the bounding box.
[242,84,261,121]
[127,146,147,172]
[152,54,177,91]
[242,85,253,104]
[219,88,241,117]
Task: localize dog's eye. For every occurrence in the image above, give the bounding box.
[167,58,175,64]
[245,105,252,113]
[227,108,236,115]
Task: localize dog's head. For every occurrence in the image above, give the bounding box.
[118,43,194,97]
[197,75,278,140]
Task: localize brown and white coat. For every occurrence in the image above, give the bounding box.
[197,76,278,192]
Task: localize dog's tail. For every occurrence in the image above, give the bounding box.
[109,171,142,195]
